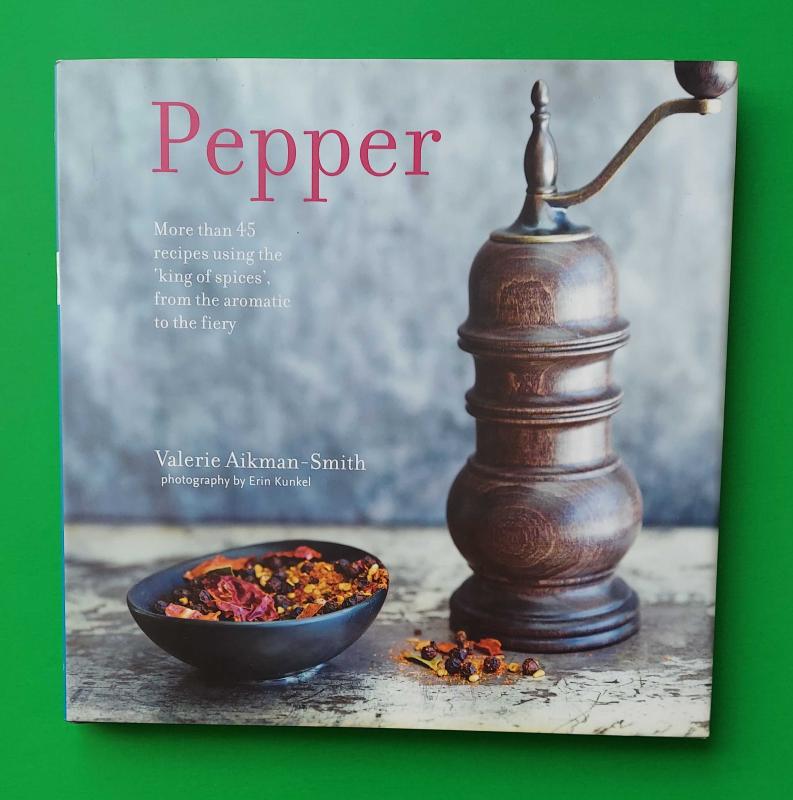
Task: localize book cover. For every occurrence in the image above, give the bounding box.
[57,58,736,735]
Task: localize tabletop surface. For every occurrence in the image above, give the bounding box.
[65,525,717,736]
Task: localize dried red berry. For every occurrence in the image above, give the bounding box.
[522,658,541,676]
[483,656,501,673]
[445,656,463,675]
[420,645,438,660]
[320,599,341,614]
[460,661,477,678]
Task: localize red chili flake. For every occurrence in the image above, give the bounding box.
[264,546,322,561]
[435,642,457,655]
[297,602,323,619]
[163,603,220,621]
[183,555,251,580]
[474,638,503,657]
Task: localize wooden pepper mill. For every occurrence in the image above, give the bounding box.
[447,61,737,652]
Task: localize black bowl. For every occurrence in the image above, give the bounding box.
[127,539,388,681]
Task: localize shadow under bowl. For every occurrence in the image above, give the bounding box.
[127,539,388,681]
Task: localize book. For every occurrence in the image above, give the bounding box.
[58,58,736,735]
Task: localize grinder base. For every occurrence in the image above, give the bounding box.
[449,574,639,653]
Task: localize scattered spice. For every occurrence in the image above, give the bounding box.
[401,629,545,685]
[156,547,388,622]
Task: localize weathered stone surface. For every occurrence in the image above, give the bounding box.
[66,525,715,736]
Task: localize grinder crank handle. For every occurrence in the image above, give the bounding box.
[543,61,737,209]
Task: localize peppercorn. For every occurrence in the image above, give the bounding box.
[421,645,438,660]
[445,656,463,675]
[449,646,469,661]
[460,661,477,679]
[335,558,353,578]
[264,577,284,594]
[522,658,542,676]
[483,656,501,673]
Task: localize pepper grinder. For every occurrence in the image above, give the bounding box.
[447,61,737,652]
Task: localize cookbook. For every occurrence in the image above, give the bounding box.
[58,58,736,735]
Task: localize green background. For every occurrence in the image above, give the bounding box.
[1,1,790,796]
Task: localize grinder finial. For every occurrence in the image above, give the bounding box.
[524,80,558,196]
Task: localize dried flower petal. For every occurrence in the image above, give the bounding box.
[206,575,277,622]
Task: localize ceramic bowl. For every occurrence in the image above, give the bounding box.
[127,539,388,680]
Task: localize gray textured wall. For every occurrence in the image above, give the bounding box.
[57,60,736,525]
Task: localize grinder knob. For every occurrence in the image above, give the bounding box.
[674,61,738,99]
